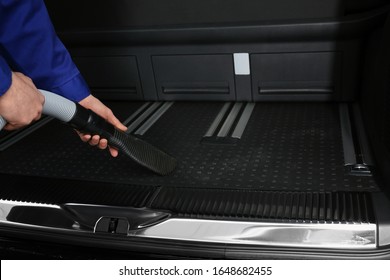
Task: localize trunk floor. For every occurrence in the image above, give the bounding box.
[0,102,379,192]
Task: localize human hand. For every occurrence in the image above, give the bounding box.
[78,94,127,157]
[0,72,44,130]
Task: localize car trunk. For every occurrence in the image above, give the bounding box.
[0,0,390,259]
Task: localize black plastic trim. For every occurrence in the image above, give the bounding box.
[162,87,230,95]
[58,6,389,46]
[259,87,334,94]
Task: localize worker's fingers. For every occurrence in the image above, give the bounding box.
[107,113,127,132]
[75,130,91,142]
[77,94,126,157]
[33,110,42,121]
[4,123,23,130]
[82,134,91,142]
[108,146,119,157]
[0,72,44,131]
[75,129,119,157]
[79,94,127,132]
[98,138,108,150]
[88,135,100,146]
[75,130,110,151]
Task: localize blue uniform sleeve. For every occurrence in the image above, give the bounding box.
[0,0,90,102]
[0,55,11,96]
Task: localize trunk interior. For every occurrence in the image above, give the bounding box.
[1,0,390,259]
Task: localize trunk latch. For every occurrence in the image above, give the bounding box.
[94,217,129,235]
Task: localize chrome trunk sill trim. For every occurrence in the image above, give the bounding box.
[136,218,376,249]
[0,200,377,249]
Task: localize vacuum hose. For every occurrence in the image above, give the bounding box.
[0,90,76,129]
[0,90,177,175]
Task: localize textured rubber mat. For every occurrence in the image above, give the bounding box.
[151,187,375,223]
[0,174,156,207]
[0,102,379,191]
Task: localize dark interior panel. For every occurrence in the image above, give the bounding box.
[345,0,389,14]
[73,56,143,100]
[152,55,236,101]
[386,90,390,154]
[360,13,390,194]
[44,0,390,31]
[55,5,389,103]
[251,52,342,101]
[45,0,345,30]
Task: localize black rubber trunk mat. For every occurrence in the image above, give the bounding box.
[0,175,375,224]
[152,187,376,223]
[0,174,156,207]
[0,102,379,192]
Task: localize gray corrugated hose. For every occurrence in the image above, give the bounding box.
[0,89,76,130]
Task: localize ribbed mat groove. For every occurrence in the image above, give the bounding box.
[151,187,375,223]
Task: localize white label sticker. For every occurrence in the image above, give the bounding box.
[233,53,250,75]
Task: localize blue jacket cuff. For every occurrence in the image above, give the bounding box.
[0,56,12,96]
[50,73,91,102]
